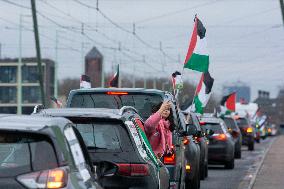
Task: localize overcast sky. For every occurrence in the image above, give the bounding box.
[0,0,283,100]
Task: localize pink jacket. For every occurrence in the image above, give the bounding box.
[144,112,173,156]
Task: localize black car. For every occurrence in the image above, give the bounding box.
[66,88,190,188]
[235,116,255,151]
[199,116,235,169]
[222,116,242,159]
[0,115,102,189]
[184,112,209,180]
[35,107,170,189]
[179,112,201,189]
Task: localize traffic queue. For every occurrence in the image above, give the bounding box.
[0,87,276,189]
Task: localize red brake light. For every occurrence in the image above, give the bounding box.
[213,134,227,141]
[116,164,149,176]
[17,168,67,189]
[106,91,128,95]
[199,121,206,125]
[183,137,190,145]
[163,153,176,165]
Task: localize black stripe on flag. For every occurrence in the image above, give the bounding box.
[197,18,206,39]
[204,71,214,94]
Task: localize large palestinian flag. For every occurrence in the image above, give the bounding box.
[184,16,209,72]
[109,64,119,87]
[220,92,236,114]
[190,72,214,114]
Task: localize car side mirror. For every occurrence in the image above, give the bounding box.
[186,124,198,136]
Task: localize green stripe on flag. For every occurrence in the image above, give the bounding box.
[135,123,160,170]
[194,96,204,114]
[184,53,209,72]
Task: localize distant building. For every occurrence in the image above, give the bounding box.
[223,81,251,102]
[0,58,54,114]
[85,47,103,87]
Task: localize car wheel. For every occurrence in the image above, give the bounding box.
[199,163,206,180]
[235,147,242,159]
[205,163,208,178]
[255,138,260,143]
[224,158,235,169]
[185,176,199,189]
[248,141,254,151]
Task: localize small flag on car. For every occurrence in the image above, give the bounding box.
[50,96,63,108]
[171,71,183,90]
[109,64,119,88]
[220,92,236,115]
[80,74,91,89]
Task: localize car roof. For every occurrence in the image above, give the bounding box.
[36,108,129,120]
[69,88,166,96]
[0,115,71,131]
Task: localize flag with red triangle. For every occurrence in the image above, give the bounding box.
[220,92,236,114]
[109,65,119,88]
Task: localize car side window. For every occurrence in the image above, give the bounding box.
[64,125,91,182]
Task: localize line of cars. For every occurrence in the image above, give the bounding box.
[0,87,275,189]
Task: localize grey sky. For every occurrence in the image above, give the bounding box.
[0,0,283,100]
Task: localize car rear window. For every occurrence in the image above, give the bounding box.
[0,131,58,177]
[224,118,238,130]
[236,118,249,127]
[70,93,163,119]
[203,123,224,134]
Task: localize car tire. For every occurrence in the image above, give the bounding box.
[235,146,242,159]
[185,173,199,189]
[199,163,206,180]
[248,141,254,151]
[255,138,260,143]
[224,158,235,169]
[205,163,208,178]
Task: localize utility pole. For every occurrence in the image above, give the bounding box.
[280,0,284,26]
[17,15,22,115]
[132,66,136,88]
[0,43,2,59]
[81,23,85,74]
[31,0,45,106]
[54,31,58,98]
[143,55,146,88]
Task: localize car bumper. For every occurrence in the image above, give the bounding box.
[208,144,233,163]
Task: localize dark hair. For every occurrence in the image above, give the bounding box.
[152,102,176,132]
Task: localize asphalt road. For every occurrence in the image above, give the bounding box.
[200,137,275,189]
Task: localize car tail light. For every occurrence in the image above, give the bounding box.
[116,164,149,176]
[194,136,202,143]
[106,91,128,95]
[163,153,176,165]
[17,168,67,189]
[268,128,272,133]
[246,127,253,133]
[185,164,191,173]
[183,137,190,145]
[212,134,227,141]
[199,121,206,125]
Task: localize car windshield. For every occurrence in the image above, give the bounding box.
[236,118,249,127]
[73,122,124,152]
[0,131,58,177]
[70,93,163,119]
[203,123,224,134]
[224,118,238,130]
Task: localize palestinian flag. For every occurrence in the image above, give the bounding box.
[190,72,214,114]
[184,16,209,72]
[50,96,63,108]
[109,64,119,88]
[80,74,91,89]
[172,71,183,90]
[220,92,236,114]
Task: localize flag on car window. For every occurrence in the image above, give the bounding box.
[50,96,63,108]
[184,16,209,72]
[109,64,119,88]
[220,92,236,115]
[185,72,214,114]
[80,74,91,89]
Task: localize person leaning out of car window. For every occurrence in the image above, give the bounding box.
[145,101,175,158]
